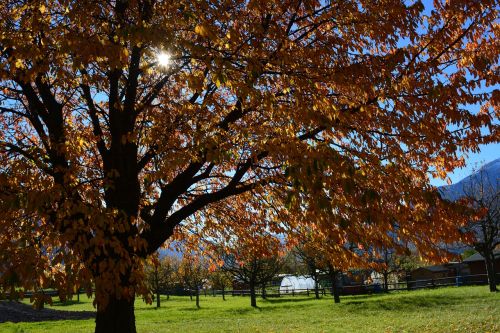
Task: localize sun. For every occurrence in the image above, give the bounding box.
[156,51,172,68]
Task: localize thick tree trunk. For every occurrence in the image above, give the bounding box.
[222,286,225,301]
[250,283,257,307]
[95,296,136,333]
[156,289,161,308]
[314,280,320,299]
[484,255,498,292]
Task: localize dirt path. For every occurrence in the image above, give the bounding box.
[0,301,95,323]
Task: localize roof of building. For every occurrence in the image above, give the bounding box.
[463,250,500,263]
[414,265,450,273]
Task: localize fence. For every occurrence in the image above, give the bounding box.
[198,272,500,298]
[2,273,498,300]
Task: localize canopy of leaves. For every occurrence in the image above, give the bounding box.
[0,0,498,308]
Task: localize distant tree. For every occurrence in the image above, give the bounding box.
[461,249,478,260]
[145,254,179,307]
[374,247,419,292]
[294,245,323,299]
[281,251,308,276]
[207,269,231,301]
[461,168,499,292]
[178,255,209,308]
[222,253,282,307]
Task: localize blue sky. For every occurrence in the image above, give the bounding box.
[430,143,500,187]
[416,0,499,186]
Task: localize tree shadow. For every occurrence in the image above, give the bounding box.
[263,297,320,304]
[341,293,470,312]
[0,301,95,323]
[50,299,84,307]
[225,306,261,315]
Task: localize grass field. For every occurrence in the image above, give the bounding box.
[1,285,499,333]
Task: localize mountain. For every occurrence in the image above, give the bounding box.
[439,158,500,201]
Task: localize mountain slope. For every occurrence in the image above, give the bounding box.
[439,158,500,201]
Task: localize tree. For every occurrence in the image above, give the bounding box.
[325,263,342,304]
[207,268,231,301]
[461,168,499,292]
[374,247,425,292]
[178,255,209,309]
[222,251,283,307]
[145,254,179,307]
[294,244,324,299]
[0,1,498,332]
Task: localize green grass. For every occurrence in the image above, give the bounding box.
[1,286,499,333]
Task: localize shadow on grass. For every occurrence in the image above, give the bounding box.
[341,292,477,312]
[263,297,322,304]
[50,299,84,307]
[234,288,485,314]
[0,301,95,323]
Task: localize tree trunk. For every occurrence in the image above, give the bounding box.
[261,283,266,299]
[484,254,498,292]
[154,266,160,307]
[383,272,389,292]
[195,288,200,308]
[331,272,340,303]
[222,286,225,301]
[250,283,257,307]
[314,279,320,299]
[95,296,136,333]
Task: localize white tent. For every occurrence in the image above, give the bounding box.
[279,275,316,294]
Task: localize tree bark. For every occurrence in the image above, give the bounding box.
[484,254,498,292]
[95,296,136,333]
[314,279,320,299]
[331,272,340,303]
[383,272,389,292]
[261,283,266,299]
[156,289,160,308]
[222,286,225,301]
[250,282,257,307]
[195,288,200,308]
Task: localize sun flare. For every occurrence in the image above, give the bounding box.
[156,51,172,68]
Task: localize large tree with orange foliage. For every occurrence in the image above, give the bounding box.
[0,1,499,332]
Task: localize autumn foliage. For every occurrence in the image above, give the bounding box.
[0,0,499,332]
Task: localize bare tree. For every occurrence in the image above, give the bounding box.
[461,168,499,292]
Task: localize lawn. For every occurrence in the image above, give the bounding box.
[1,286,499,333]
